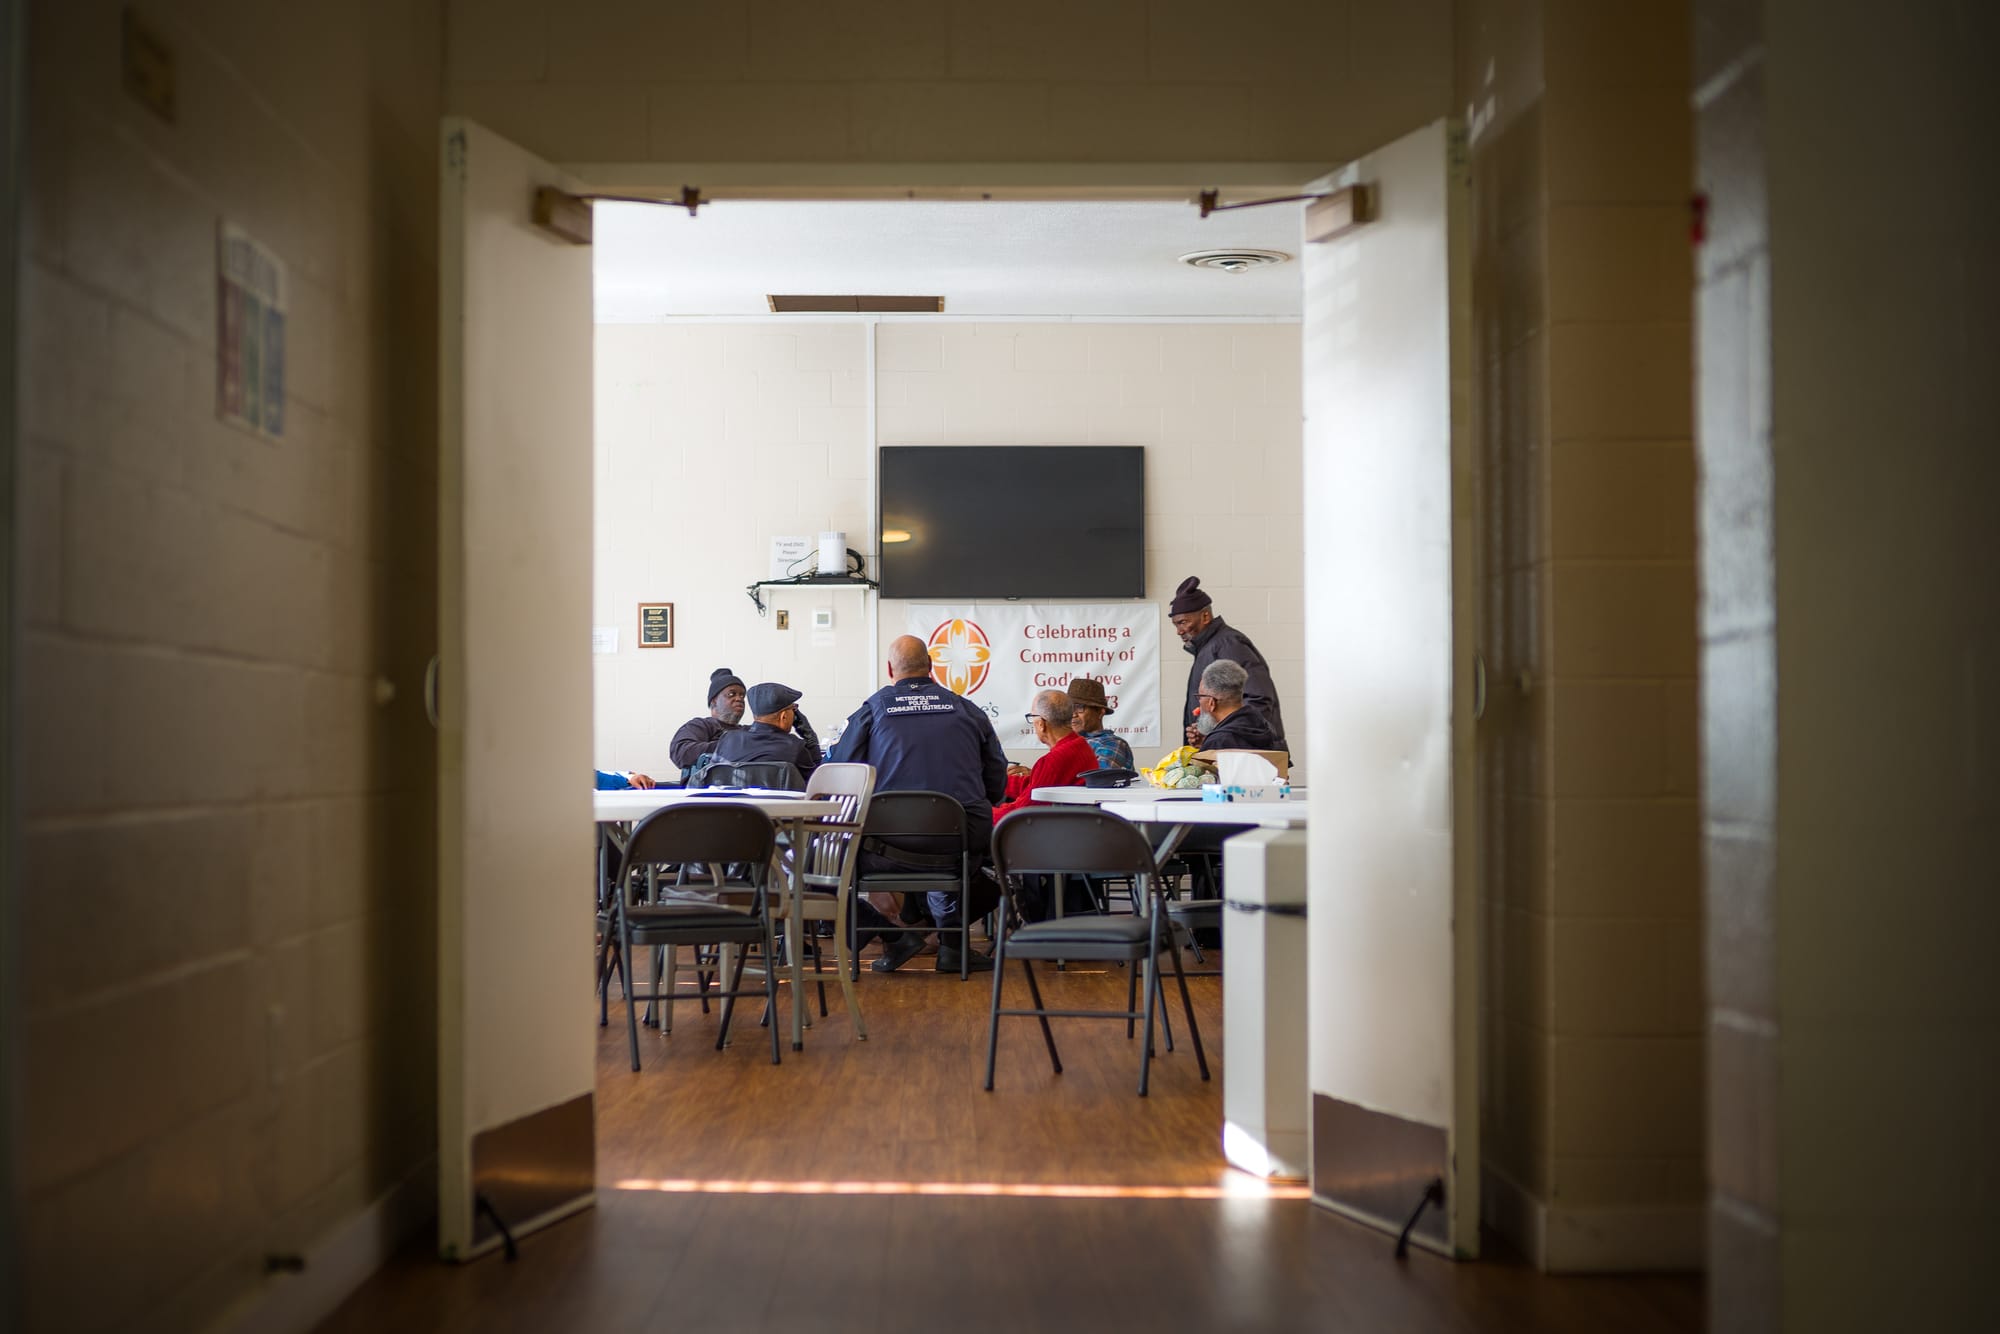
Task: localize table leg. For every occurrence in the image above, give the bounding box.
[786,815,806,1052]
[1133,823,1194,925]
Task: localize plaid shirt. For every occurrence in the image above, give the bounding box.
[1080,728,1134,771]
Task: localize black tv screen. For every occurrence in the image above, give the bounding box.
[877,446,1146,599]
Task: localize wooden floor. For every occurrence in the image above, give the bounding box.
[320,942,1702,1333]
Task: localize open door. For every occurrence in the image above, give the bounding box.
[436,119,596,1259]
[1301,119,1480,1256]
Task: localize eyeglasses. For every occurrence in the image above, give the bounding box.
[1197,693,1219,706]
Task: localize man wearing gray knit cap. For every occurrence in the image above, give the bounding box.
[1169,576,1285,748]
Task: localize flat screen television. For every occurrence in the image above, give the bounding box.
[877,446,1146,600]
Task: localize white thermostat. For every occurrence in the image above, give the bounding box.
[812,607,834,630]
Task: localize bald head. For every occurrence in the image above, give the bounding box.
[887,635,932,681]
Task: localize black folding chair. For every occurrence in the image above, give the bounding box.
[851,791,975,979]
[600,802,783,1069]
[985,808,1210,1097]
[694,761,804,791]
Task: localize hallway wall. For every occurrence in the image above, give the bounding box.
[1459,0,1704,1271]
[1696,1,2000,1329]
[16,2,443,1329]
[444,0,1451,172]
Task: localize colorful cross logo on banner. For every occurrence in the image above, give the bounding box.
[926,618,993,695]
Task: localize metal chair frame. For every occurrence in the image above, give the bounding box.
[602,802,784,1069]
[850,791,979,980]
[984,808,1210,1097]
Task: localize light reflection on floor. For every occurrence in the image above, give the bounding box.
[612,1175,1311,1201]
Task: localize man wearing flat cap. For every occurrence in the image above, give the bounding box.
[710,682,822,781]
[1066,677,1133,771]
[670,667,749,775]
[1170,576,1286,748]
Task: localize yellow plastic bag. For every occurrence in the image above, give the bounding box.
[1141,745,1213,790]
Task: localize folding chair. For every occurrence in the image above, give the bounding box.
[851,791,976,980]
[985,808,1210,1097]
[602,802,783,1069]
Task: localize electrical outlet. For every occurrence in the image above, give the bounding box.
[775,610,790,629]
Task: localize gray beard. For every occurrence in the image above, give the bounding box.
[1195,712,1218,736]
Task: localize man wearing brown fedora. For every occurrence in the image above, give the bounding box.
[1066,676,1133,771]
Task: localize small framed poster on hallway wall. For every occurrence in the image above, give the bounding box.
[638,603,674,648]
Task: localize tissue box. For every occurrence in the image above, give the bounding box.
[1194,748,1290,780]
[1201,782,1293,802]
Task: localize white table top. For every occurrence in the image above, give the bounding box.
[1030,785,1209,805]
[593,788,839,823]
[1098,798,1309,829]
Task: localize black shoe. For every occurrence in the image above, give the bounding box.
[870,932,927,973]
[936,947,995,973]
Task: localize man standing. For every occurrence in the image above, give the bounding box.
[1193,659,1288,756]
[1065,677,1133,771]
[710,682,822,782]
[1170,576,1285,748]
[670,668,748,774]
[992,690,1101,821]
[832,635,1009,972]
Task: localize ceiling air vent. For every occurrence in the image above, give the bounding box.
[1177,248,1292,274]
[767,295,945,313]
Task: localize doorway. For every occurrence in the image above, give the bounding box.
[438,118,1479,1263]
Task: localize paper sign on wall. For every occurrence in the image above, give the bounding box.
[905,604,1161,747]
[216,221,286,440]
[769,535,813,580]
[592,627,618,654]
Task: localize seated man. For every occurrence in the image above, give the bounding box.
[992,689,1100,921]
[709,682,822,782]
[669,667,748,776]
[1194,658,1288,756]
[1066,677,1133,771]
[992,689,1100,822]
[832,635,1009,973]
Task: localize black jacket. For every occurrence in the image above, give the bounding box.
[1182,618,1285,744]
[1199,704,1287,757]
[711,721,822,781]
[669,715,742,772]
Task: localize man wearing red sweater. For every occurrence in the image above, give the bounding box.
[993,689,1099,823]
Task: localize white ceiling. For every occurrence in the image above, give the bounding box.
[593,199,1304,321]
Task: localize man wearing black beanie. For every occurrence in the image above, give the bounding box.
[1169,576,1286,747]
[669,667,748,774]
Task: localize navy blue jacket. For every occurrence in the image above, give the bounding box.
[712,721,821,780]
[831,677,1008,822]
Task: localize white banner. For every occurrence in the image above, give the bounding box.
[906,604,1161,747]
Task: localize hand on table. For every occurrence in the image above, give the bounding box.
[626,772,656,789]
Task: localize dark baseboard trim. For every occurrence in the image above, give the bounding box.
[1311,1092,1451,1256]
[468,1092,596,1255]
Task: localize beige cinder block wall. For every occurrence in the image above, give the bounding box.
[1460,0,1704,1271]
[1697,1,2000,1330]
[445,0,1452,172]
[15,2,443,1330]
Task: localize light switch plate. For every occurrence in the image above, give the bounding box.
[775,610,790,630]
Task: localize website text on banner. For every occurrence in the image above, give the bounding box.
[905,604,1162,748]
